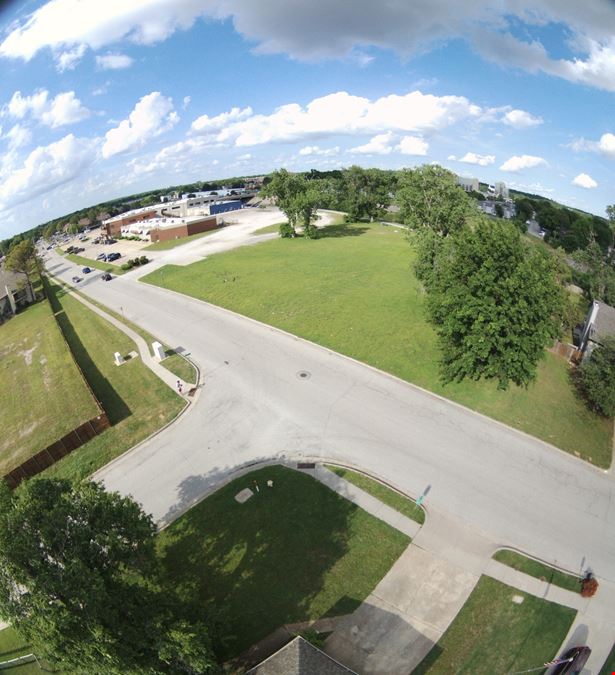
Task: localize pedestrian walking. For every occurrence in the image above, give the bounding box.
[177,380,183,394]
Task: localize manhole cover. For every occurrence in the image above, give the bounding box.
[297,371,311,380]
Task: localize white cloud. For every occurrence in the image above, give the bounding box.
[191,106,253,134]
[3,89,90,128]
[572,132,615,159]
[96,53,133,69]
[40,91,91,128]
[102,92,178,158]
[350,132,394,155]
[237,153,252,161]
[0,134,97,211]
[198,90,482,148]
[502,109,543,129]
[55,44,85,71]
[182,96,191,110]
[4,1,615,90]
[499,154,547,172]
[5,124,32,150]
[456,151,495,166]
[397,135,428,155]
[572,173,597,189]
[298,145,340,156]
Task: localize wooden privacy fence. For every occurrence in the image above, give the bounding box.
[4,413,110,488]
[3,278,111,488]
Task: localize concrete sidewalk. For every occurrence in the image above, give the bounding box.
[309,465,422,539]
[60,282,196,393]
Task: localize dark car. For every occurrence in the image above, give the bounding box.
[82,267,92,274]
[71,276,82,283]
[551,646,591,674]
[107,252,121,261]
[101,273,112,281]
[96,253,107,261]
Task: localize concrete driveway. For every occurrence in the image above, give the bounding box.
[43,247,615,582]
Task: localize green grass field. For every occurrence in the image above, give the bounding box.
[0,298,100,476]
[326,465,425,524]
[141,223,612,466]
[413,576,576,674]
[143,227,223,251]
[58,249,126,275]
[493,550,581,593]
[41,281,185,482]
[0,627,47,673]
[157,465,409,659]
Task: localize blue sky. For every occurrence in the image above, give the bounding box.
[0,0,614,239]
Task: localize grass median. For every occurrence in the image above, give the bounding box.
[141,222,612,466]
[57,249,126,275]
[157,465,409,659]
[493,550,581,593]
[41,280,185,482]
[413,576,576,674]
[0,627,48,673]
[326,465,425,524]
[0,297,100,476]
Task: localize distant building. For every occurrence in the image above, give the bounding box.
[477,200,516,219]
[495,181,509,199]
[246,636,356,675]
[577,300,615,360]
[457,176,479,193]
[0,267,35,323]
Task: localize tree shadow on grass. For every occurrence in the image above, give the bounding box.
[157,465,358,660]
[46,282,131,425]
[317,224,370,239]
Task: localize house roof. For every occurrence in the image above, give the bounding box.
[593,301,615,344]
[245,637,355,675]
[0,266,28,295]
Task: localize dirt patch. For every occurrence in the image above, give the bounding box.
[18,422,38,439]
[18,346,37,365]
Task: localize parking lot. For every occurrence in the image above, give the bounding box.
[63,229,151,262]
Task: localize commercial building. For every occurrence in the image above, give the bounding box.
[457,176,479,192]
[119,214,219,243]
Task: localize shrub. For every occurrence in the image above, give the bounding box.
[120,263,132,271]
[139,256,149,265]
[575,337,615,417]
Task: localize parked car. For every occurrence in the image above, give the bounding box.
[82,267,92,274]
[71,276,82,283]
[551,646,591,674]
[96,253,107,261]
[107,252,121,261]
[101,273,112,281]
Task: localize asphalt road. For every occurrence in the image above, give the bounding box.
[44,249,615,581]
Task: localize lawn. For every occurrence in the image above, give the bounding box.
[600,642,615,674]
[0,298,100,476]
[141,223,612,466]
[251,222,284,235]
[66,285,196,384]
[493,549,581,593]
[413,576,576,674]
[41,281,185,482]
[143,227,223,251]
[157,465,410,660]
[0,627,48,673]
[325,465,425,524]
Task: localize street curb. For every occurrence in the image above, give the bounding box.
[138,277,613,475]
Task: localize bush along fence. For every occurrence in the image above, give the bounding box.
[3,278,111,488]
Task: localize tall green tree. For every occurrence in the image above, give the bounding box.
[0,479,218,674]
[572,237,615,306]
[575,337,615,417]
[397,165,471,237]
[341,166,395,222]
[263,169,321,238]
[4,239,39,288]
[424,218,564,389]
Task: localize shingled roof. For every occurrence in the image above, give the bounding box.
[246,637,355,675]
[593,301,615,345]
